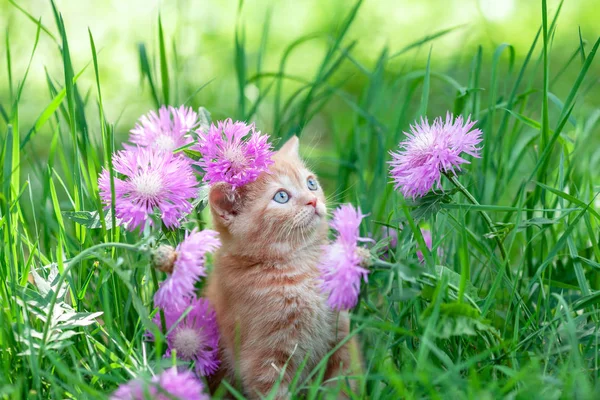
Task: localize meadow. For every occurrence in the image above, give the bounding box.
[1,0,600,398]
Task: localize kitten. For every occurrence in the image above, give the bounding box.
[205,136,359,399]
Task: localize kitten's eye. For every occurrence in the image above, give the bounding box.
[273,190,290,204]
[307,178,318,191]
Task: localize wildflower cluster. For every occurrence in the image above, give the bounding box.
[101,104,483,397]
[102,106,275,399]
[98,106,274,232]
[321,112,482,311]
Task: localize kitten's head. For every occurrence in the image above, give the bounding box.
[209,136,327,260]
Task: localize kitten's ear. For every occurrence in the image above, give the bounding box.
[209,183,238,225]
[276,136,300,159]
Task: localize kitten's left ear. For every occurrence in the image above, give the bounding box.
[276,136,300,159]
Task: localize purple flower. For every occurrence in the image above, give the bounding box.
[154,229,220,311]
[389,113,483,199]
[98,147,198,231]
[193,119,274,188]
[380,225,401,259]
[154,367,209,400]
[319,204,371,311]
[110,367,208,400]
[111,380,146,400]
[151,298,220,376]
[416,228,443,263]
[129,105,198,153]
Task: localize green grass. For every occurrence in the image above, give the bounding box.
[1,0,600,398]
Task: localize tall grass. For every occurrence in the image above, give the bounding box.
[1,0,600,398]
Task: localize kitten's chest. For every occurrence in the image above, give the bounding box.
[251,268,335,357]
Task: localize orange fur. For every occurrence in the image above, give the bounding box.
[205,137,357,399]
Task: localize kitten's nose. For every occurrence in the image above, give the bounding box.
[306,197,317,208]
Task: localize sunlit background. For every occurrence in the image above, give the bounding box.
[1,0,599,145]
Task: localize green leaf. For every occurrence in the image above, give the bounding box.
[138,43,160,108]
[417,47,432,117]
[516,217,561,230]
[573,291,600,311]
[407,189,457,221]
[62,210,119,230]
[483,221,514,241]
[191,185,210,211]
[30,263,65,300]
[197,106,212,132]
[535,182,600,221]
[434,265,480,301]
[388,24,466,59]
[421,303,499,340]
[158,15,170,105]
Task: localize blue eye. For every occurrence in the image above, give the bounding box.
[273,190,290,204]
[307,178,318,191]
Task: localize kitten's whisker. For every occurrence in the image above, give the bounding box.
[276,220,295,244]
[302,133,321,169]
[325,182,359,204]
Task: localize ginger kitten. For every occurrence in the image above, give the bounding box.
[205,136,358,399]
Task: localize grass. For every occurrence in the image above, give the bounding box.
[1,0,600,398]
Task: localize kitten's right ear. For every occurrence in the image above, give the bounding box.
[209,183,237,225]
[276,135,300,159]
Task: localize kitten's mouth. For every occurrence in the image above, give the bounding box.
[309,210,323,225]
[296,212,320,231]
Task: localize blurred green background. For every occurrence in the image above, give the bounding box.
[2,0,598,144]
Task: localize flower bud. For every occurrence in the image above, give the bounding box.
[151,245,177,274]
[355,247,372,268]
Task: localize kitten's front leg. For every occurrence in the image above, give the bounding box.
[240,346,294,400]
[323,316,362,397]
[323,337,361,398]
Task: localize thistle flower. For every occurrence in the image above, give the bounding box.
[382,226,399,249]
[110,367,208,400]
[150,297,220,376]
[154,229,220,311]
[319,204,372,311]
[416,228,443,263]
[129,105,198,153]
[389,113,483,199]
[193,119,274,188]
[98,147,197,231]
[380,225,401,260]
[154,367,209,400]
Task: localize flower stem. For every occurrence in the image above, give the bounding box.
[150,267,167,336]
[372,259,394,269]
[444,172,508,262]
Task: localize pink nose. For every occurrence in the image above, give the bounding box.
[306,198,317,208]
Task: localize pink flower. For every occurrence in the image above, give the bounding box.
[193,119,274,188]
[380,225,401,260]
[389,113,483,199]
[416,228,443,263]
[111,367,208,400]
[129,105,198,153]
[382,227,399,249]
[319,204,371,311]
[154,367,209,399]
[98,147,198,231]
[150,298,220,376]
[154,229,220,311]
